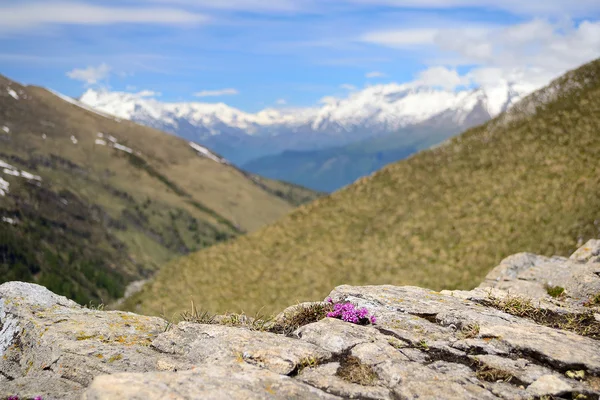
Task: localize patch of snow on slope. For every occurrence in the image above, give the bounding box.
[3,169,19,177]
[42,134,46,139]
[7,88,19,100]
[0,160,15,170]
[20,171,42,181]
[107,135,117,143]
[70,135,78,144]
[113,143,133,154]
[189,142,228,164]
[2,217,16,225]
[2,126,9,133]
[95,139,107,146]
[0,177,9,196]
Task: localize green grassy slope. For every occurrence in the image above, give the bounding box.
[0,75,319,304]
[128,59,600,316]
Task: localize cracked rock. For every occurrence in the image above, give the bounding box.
[2,240,600,399]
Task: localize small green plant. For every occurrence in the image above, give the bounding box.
[336,356,378,386]
[565,370,586,380]
[545,285,566,298]
[417,339,430,351]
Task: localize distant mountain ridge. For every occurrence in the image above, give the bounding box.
[80,80,533,166]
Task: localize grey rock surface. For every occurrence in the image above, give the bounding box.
[1,240,600,399]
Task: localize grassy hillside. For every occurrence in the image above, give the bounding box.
[128,58,600,317]
[0,75,319,304]
[243,124,462,192]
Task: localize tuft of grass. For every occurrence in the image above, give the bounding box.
[85,301,105,311]
[181,300,274,331]
[270,303,333,336]
[489,295,600,339]
[217,312,274,332]
[545,285,566,298]
[459,323,481,339]
[180,300,216,325]
[475,365,514,383]
[336,356,378,386]
[417,339,430,351]
[296,356,320,374]
[584,293,600,307]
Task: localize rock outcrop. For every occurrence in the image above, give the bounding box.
[1,240,600,399]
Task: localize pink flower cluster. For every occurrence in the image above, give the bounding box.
[326,298,376,325]
[7,396,42,400]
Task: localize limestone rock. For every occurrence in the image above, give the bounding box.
[478,241,600,308]
[2,241,600,399]
[570,239,600,263]
[152,322,331,375]
[82,362,340,400]
[526,374,573,397]
[0,282,184,399]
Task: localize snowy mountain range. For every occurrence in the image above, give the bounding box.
[80,80,531,167]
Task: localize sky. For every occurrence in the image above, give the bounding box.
[1,1,600,112]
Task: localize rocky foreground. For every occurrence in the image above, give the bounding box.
[1,241,600,399]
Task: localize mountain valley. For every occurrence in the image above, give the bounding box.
[0,74,320,305]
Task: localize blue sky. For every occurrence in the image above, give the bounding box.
[1,1,600,112]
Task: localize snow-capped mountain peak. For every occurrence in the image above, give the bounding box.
[78,81,533,165]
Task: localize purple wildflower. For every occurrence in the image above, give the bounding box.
[8,396,19,400]
[326,301,376,325]
[34,397,43,400]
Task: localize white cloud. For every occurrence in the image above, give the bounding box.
[145,0,305,13]
[276,98,287,105]
[339,83,357,90]
[416,66,469,90]
[0,2,208,33]
[319,96,338,105]
[361,28,438,47]
[344,0,600,18]
[362,19,600,93]
[137,0,600,17]
[193,88,239,97]
[366,71,386,78]
[67,63,111,85]
[136,90,161,97]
